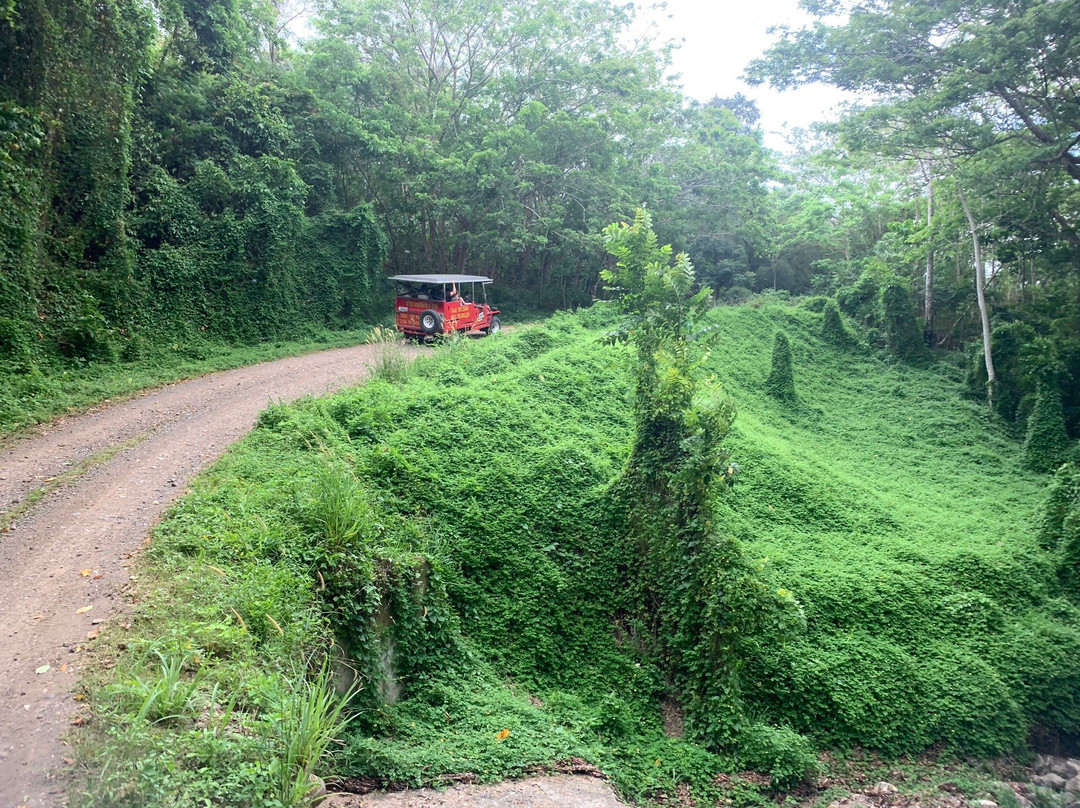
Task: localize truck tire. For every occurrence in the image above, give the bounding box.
[486,316,501,335]
[420,309,443,336]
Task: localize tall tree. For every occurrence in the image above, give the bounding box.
[601,208,801,747]
[312,0,679,301]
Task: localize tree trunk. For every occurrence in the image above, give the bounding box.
[956,181,995,405]
[922,167,934,342]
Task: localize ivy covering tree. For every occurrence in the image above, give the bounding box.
[1024,384,1071,473]
[765,331,798,402]
[0,0,152,361]
[1039,463,1080,593]
[601,208,803,748]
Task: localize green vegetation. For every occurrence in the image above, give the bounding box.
[600,210,803,752]
[3,0,1078,446]
[880,282,927,363]
[821,300,855,348]
[5,0,1079,801]
[749,0,1080,442]
[1024,385,1070,474]
[0,0,770,392]
[1039,463,1080,595]
[72,302,1080,805]
[765,331,798,403]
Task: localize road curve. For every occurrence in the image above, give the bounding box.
[0,342,406,808]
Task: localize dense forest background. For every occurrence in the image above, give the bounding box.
[0,0,1078,438]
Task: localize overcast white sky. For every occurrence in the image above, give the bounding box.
[632,0,853,151]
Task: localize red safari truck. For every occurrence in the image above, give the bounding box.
[390,274,501,339]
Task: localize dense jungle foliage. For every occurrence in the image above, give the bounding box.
[73,303,1080,806]
[3,0,1078,437]
[2,0,1078,802]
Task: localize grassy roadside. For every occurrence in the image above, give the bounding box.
[0,327,376,441]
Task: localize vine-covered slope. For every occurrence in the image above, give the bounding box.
[79,303,1080,806]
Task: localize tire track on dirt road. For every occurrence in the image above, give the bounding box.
[0,342,410,808]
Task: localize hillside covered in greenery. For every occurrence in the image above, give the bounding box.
[76,303,1080,806]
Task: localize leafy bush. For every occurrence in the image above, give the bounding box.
[737,723,819,790]
[880,281,926,361]
[1024,384,1070,473]
[765,331,797,402]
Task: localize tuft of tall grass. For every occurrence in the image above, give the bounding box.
[125,649,206,724]
[366,325,414,384]
[262,661,356,806]
[304,460,374,551]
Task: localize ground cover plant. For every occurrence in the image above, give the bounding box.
[71,300,1080,806]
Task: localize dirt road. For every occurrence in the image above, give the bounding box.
[0,343,405,808]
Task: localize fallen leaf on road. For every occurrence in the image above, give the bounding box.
[59,663,68,672]
[87,630,99,640]
[80,569,92,577]
[75,605,93,614]
[32,613,45,620]
[70,716,87,726]
[36,664,51,674]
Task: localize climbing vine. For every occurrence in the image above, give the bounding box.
[601,209,802,748]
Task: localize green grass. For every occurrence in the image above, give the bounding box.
[69,302,1079,806]
[0,326,376,439]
